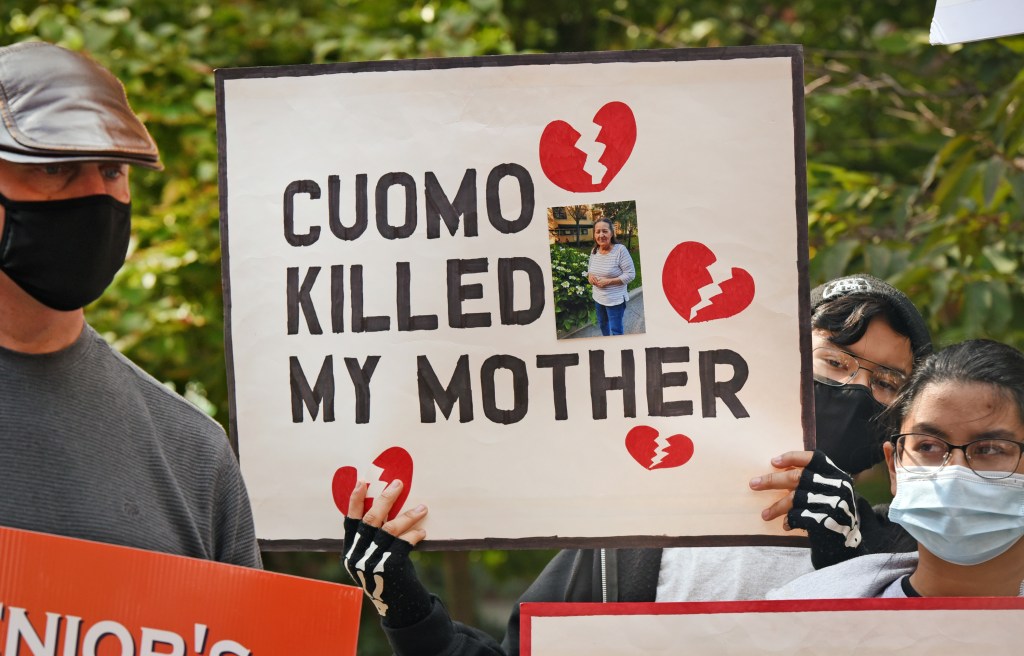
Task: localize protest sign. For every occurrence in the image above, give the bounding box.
[521,598,1024,655]
[216,46,811,549]
[0,526,361,655]
[931,0,1024,44]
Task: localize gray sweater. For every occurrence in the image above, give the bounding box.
[0,324,260,566]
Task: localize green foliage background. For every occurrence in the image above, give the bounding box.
[549,244,593,332]
[4,1,1024,652]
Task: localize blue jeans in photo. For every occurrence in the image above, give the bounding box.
[596,300,627,336]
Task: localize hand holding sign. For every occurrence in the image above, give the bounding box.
[343,480,434,627]
[750,450,866,569]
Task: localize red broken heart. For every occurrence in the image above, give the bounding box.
[539,101,637,192]
[662,241,755,323]
[331,446,413,521]
[625,425,694,470]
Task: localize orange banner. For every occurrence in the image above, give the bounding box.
[0,526,360,655]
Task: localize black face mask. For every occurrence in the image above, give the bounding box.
[813,378,888,475]
[0,192,131,311]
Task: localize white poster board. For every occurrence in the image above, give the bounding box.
[216,47,812,549]
[522,599,1024,655]
[931,0,1024,44]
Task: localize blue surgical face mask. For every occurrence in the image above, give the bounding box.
[889,465,1024,566]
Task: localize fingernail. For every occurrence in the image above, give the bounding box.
[771,455,783,466]
[749,476,761,487]
[761,508,771,520]
[385,479,402,492]
[413,504,426,513]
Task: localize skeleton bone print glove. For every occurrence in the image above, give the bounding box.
[342,517,433,627]
[787,451,867,569]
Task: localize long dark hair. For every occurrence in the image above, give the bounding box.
[590,218,618,254]
[884,339,1024,432]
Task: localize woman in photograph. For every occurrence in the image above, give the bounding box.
[586,217,635,336]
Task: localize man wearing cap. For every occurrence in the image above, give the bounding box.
[0,41,260,567]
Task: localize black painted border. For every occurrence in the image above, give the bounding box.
[214,45,811,552]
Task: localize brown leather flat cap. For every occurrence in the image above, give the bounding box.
[0,41,162,169]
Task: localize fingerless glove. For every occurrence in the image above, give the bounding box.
[343,517,434,628]
[787,451,867,569]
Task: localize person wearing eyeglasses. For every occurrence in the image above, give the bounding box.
[338,274,935,656]
[750,274,931,569]
[769,339,1024,598]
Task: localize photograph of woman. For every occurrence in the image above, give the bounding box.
[586,217,636,336]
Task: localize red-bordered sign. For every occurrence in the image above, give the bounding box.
[522,598,1024,655]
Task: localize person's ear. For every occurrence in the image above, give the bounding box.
[883,441,897,496]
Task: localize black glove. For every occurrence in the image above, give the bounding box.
[786,451,867,569]
[342,517,433,628]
